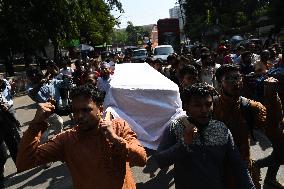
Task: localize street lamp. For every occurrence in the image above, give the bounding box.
[177,0,187,43]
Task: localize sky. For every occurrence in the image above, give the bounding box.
[111,0,177,28]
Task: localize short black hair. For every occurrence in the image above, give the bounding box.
[215,64,239,83]
[145,57,154,63]
[200,52,211,61]
[178,64,198,78]
[237,46,245,51]
[154,58,163,64]
[167,54,177,62]
[47,60,56,67]
[181,83,214,106]
[70,84,105,106]
[75,59,81,67]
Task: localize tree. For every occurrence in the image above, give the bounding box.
[182,0,270,41]
[0,0,123,75]
[125,21,149,46]
[268,0,284,33]
[109,29,128,46]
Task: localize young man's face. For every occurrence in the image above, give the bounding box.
[154,63,162,71]
[221,71,243,97]
[86,74,97,86]
[100,67,110,78]
[181,74,198,88]
[185,95,213,125]
[72,96,102,131]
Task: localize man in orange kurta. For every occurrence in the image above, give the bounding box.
[16,84,147,189]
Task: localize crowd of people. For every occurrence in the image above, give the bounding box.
[148,41,284,189]
[0,39,283,189]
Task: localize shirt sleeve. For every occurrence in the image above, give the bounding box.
[28,85,50,103]
[225,130,256,189]
[4,79,11,90]
[109,120,147,167]
[153,124,188,168]
[249,100,267,128]
[263,91,283,138]
[16,121,65,172]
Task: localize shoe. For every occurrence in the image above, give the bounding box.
[264,179,284,189]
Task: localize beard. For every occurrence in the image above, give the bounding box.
[221,84,242,98]
[76,117,100,132]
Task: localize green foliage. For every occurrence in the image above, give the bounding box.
[109,29,128,45]
[0,0,122,56]
[125,21,150,46]
[183,0,274,40]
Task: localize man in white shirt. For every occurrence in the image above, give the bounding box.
[58,60,74,79]
[96,63,112,93]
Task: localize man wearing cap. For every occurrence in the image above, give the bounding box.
[96,62,112,93]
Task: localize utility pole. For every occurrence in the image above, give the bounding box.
[177,0,187,43]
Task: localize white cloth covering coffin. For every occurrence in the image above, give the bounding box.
[104,63,185,150]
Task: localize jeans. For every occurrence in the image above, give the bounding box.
[40,113,63,144]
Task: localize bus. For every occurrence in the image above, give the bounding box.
[157,18,181,53]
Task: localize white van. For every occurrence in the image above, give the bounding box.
[153,45,174,62]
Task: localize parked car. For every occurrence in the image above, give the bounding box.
[131,49,147,63]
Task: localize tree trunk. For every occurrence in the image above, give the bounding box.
[53,41,60,64]
[4,55,15,77]
[24,52,31,69]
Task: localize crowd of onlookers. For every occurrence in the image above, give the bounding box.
[1,39,284,189]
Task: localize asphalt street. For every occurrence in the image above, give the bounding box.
[1,95,283,189]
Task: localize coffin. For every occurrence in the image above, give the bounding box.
[104,63,185,150]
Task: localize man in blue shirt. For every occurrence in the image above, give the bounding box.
[26,68,63,145]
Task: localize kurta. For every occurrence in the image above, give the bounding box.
[16,119,147,189]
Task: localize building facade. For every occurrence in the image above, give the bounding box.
[169,3,186,42]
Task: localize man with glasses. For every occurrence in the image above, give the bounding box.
[213,64,282,189]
